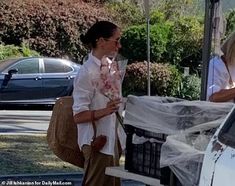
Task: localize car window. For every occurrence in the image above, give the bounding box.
[218,107,235,148]
[44,59,73,73]
[0,59,18,72]
[8,58,39,74]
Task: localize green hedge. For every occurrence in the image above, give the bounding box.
[120,15,203,73]
[0,44,39,60]
[162,16,203,72]
[123,62,182,97]
[121,24,170,62]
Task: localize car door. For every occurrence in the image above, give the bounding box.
[199,106,235,186]
[41,58,75,100]
[0,58,43,102]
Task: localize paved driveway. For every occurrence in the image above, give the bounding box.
[0,110,51,134]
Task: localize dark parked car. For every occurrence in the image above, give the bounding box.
[0,57,80,105]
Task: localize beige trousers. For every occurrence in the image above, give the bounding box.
[81,145,121,186]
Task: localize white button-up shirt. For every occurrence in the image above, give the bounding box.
[207,56,235,102]
[72,53,126,156]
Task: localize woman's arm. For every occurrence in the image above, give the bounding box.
[74,98,121,124]
[207,57,235,102]
[209,88,235,102]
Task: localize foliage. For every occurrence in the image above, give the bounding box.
[122,62,182,97]
[130,1,204,72]
[176,74,201,100]
[105,1,145,28]
[225,9,235,37]
[152,0,203,21]
[0,0,114,63]
[0,44,39,60]
[0,0,205,72]
[121,14,203,73]
[161,16,203,73]
[120,24,170,62]
[149,10,166,24]
[20,43,40,57]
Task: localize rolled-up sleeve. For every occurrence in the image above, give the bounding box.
[72,66,94,115]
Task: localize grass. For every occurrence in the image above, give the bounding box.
[0,135,81,175]
[0,135,125,176]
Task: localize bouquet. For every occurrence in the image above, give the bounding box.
[93,54,128,129]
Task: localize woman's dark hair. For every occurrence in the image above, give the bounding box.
[80,21,118,49]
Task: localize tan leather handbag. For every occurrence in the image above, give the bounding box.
[47,96,84,168]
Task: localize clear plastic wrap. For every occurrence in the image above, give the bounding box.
[124,95,233,186]
[124,95,233,135]
[160,133,213,186]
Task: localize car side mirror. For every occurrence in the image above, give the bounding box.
[2,69,18,87]
[8,69,18,75]
[5,69,18,81]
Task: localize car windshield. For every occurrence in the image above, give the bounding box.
[0,59,20,72]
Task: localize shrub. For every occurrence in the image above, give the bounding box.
[150,10,166,25]
[161,16,203,73]
[160,0,203,21]
[176,74,201,100]
[0,0,114,63]
[122,61,182,97]
[120,24,170,63]
[105,1,145,28]
[225,9,235,36]
[0,43,39,60]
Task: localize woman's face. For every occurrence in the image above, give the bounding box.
[102,28,122,57]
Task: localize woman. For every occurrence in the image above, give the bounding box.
[207,31,235,102]
[72,21,125,186]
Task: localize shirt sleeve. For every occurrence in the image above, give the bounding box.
[72,66,94,115]
[207,57,229,100]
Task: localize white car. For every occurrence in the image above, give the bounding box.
[199,105,235,186]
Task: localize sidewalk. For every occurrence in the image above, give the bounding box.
[0,110,51,135]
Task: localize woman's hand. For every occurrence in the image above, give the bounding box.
[105,98,122,115]
[74,98,122,124]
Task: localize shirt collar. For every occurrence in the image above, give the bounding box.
[89,52,101,67]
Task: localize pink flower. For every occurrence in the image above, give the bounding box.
[95,56,122,100]
[93,55,128,129]
[93,54,127,101]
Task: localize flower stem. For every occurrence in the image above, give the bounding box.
[115,112,125,130]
